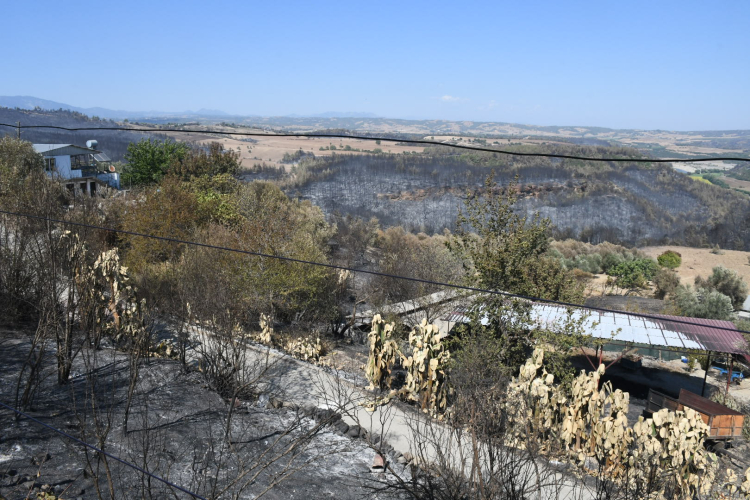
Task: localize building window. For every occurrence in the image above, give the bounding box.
[44,157,56,171]
[70,154,90,168]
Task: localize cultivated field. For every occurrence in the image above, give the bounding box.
[213,134,424,169]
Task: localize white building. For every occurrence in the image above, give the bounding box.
[33,140,120,195]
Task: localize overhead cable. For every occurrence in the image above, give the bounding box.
[1,123,749,163]
[1,208,748,336]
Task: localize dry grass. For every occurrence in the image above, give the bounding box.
[129,124,426,169]
[187,133,424,169]
[640,245,750,287]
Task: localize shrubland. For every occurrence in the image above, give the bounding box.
[5,136,750,498]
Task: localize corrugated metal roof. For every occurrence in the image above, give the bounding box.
[441,303,749,356]
[93,152,111,162]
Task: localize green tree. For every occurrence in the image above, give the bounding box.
[449,173,583,302]
[609,258,659,290]
[657,250,682,269]
[448,173,586,383]
[169,142,240,180]
[122,138,190,186]
[674,285,734,320]
[695,266,748,310]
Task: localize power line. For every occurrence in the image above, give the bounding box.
[0,400,208,500]
[2,122,749,163]
[1,208,748,337]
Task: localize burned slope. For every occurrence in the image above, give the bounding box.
[277,151,750,248]
[0,107,162,161]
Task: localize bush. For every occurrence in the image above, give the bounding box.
[674,285,734,320]
[710,244,724,255]
[548,240,649,276]
[571,268,594,282]
[695,266,748,310]
[654,267,680,299]
[609,258,659,289]
[601,252,625,273]
[657,250,682,269]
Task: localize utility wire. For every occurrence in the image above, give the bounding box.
[2,122,749,163]
[0,400,208,500]
[1,208,748,337]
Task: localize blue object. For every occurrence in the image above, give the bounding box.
[712,366,744,380]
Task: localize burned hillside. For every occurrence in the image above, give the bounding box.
[269,148,750,249]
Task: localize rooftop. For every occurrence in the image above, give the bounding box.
[33,144,100,155]
[441,303,749,357]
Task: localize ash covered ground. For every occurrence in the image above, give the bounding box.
[0,333,408,500]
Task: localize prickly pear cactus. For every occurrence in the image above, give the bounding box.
[93,248,145,342]
[256,313,274,346]
[285,336,323,363]
[506,349,719,498]
[63,232,145,344]
[505,348,564,450]
[401,318,451,415]
[365,314,401,391]
[630,407,716,497]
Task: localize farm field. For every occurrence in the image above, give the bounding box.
[640,245,750,288]
[144,125,426,169]
[723,176,750,191]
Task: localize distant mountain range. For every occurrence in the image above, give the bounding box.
[0,96,233,120]
[0,96,379,121]
[288,112,380,118]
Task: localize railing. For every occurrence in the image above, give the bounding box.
[79,167,101,177]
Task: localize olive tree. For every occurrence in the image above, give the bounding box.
[695,266,748,310]
[448,173,586,383]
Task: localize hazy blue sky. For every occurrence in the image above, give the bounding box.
[2,0,748,130]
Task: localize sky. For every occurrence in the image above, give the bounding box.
[2,0,749,130]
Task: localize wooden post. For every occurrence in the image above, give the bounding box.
[726,355,734,400]
[701,352,711,397]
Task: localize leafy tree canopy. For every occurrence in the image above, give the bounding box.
[448,173,583,303]
[674,285,734,321]
[695,266,748,311]
[609,258,659,290]
[122,138,190,186]
[169,142,241,181]
[448,173,586,385]
[657,250,682,269]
